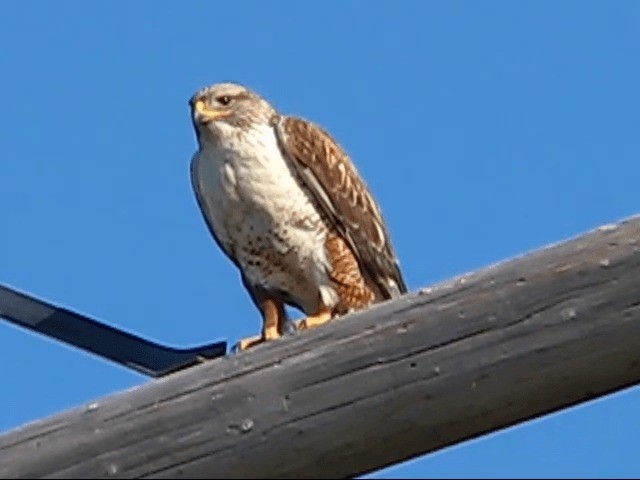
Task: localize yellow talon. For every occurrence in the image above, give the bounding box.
[296,307,333,331]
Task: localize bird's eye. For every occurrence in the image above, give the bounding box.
[216,95,231,106]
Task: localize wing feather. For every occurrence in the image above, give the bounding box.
[273,116,407,299]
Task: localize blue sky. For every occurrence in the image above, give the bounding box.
[1,1,639,477]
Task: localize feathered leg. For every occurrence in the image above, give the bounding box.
[235,285,287,351]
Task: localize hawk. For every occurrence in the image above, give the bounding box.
[189,82,407,350]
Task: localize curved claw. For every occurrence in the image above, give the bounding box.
[295,307,333,331]
[231,334,264,353]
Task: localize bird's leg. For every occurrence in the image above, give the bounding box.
[295,305,333,331]
[262,296,284,341]
[235,296,285,351]
[278,307,294,336]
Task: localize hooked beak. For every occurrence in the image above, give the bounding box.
[193,100,232,123]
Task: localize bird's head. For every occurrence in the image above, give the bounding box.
[189,82,277,144]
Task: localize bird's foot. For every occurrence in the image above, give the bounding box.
[232,325,281,352]
[232,335,263,352]
[295,307,333,331]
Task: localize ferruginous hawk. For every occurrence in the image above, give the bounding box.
[189,82,407,350]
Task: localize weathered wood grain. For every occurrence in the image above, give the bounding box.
[1,216,640,479]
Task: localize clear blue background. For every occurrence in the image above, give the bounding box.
[1,1,639,477]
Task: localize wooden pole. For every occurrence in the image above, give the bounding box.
[1,216,640,479]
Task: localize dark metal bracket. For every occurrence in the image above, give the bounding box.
[0,282,227,378]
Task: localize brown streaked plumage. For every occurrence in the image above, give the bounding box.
[274,117,407,302]
[188,82,407,351]
[325,231,376,313]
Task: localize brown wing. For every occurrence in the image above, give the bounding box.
[274,115,407,300]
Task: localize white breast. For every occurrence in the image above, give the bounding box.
[191,123,339,313]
